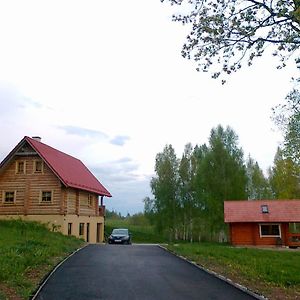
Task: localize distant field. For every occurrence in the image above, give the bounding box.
[167,243,300,300]
[105,218,166,244]
[0,219,84,299]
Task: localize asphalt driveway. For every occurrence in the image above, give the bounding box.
[34,244,259,300]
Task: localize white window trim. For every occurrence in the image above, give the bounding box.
[2,191,17,204]
[15,160,26,174]
[259,223,281,238]
[39,190,53,204]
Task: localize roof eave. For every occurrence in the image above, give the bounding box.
[0,137,27,170]
[25,136,70,187]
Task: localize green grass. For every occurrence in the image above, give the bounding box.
[0,219,84,299]
[0,290,6,300]
[167,242,300,298]
[105,219,166,244]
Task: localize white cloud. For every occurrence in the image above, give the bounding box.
[0,0,297,215]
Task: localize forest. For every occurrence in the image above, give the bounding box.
[145,122,300,242]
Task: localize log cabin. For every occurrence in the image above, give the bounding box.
[0,136,112,243]
[224,200,300,248]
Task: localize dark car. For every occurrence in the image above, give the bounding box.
[108,228,131,244]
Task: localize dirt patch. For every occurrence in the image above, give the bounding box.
[0,283,22,300]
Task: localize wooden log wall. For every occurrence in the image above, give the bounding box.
[0,156,101,217]
[230,222,289,246]
[77,190,98,216]
[0,156,61,215]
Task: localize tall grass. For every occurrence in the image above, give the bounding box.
[0,219,84,299]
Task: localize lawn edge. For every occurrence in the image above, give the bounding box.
[158,244,267,300]
[30,243,89,300]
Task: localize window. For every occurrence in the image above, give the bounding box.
[289,223,300,233]
[41,191,52,203]
[16,161,25,174]
[68,223,72,235]
[3,191,16,204]
[261,205,269,214]
[34,160,43,173]
[260,224,281,237]
[79,223,84,236]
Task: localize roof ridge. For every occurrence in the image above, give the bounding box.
[25,136,82,162]
[24,136,111,197]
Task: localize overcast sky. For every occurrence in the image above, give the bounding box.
[0,1,298,215]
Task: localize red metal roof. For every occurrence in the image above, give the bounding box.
[224,200,300,223]
[21,136,111,197]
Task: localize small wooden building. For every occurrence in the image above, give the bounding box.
[224,200,300,247]
[0,136,111,243]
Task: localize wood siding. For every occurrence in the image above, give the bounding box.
[67,189,77,214]
[0,156,62,215]
[230,223,255,245]
[66,188,98,216]
[78,190,98,216]
[0,156,101,217]
[230,222,289,246]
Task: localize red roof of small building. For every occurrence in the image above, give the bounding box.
[1,136,111,197]
[224,200,300,223]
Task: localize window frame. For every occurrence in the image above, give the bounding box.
[15,161,26,174]
[2,191,16,204]
[259,223,281,238]
[261,205,269,214]
[34,160,44,174]
[39,190,53,204]
[289,222,300,234]
[79,223,85,236]
[68,223,72,236]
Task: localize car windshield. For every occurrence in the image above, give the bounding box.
[112,229,128,235]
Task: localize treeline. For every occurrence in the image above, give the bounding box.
[106,209,150,226]
[144,125,300,242]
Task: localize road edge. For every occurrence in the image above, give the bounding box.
[30,243,89,300]
[158,244,268,300]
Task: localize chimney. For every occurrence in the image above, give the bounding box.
[32,136,42,142]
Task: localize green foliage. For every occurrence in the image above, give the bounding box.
[269,147,300,198]
[167,243,300,289]
[149,125,248,242]
[0,290,6,300]
[105,209,123,219]
[151,144,180,240]
[143,196,156,225]
[127,212,149,226]
[0,219,83,299]
[197,126,247,236]
[148,124,300,242]
[273,88,300,164]
[246,156,273,199]
[162,0,300,81]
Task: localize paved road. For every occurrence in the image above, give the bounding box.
[35,245,258,300]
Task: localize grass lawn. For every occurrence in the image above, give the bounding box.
[167,242,300,300]
[3,217,299,299]
[0,219,84,299]
[105,219,166,244]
